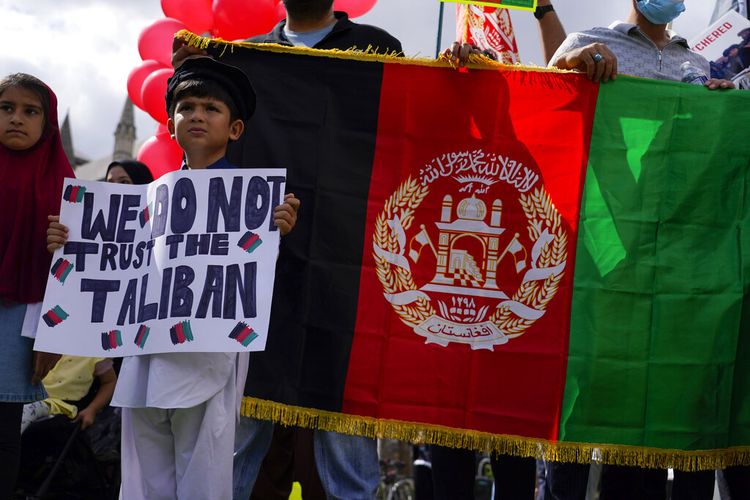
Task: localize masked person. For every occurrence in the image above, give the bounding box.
[549,0,734,90]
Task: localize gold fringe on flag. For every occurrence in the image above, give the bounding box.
[174,30,578,74]
[241,397,750,472]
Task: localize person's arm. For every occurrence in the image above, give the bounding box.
[75,367,116,430]
[535,0,567,64]
[31,352,61,384]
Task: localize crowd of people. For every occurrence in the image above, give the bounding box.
[0,0,747,499]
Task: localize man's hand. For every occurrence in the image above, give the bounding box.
[274,193,301,236]
[31,352,61,384]
[554,42,618,82]
[47,215,69,254]
[172,38,208,69]
[705,78,735,90]
[443,41,497,67]
[75,407,97,430]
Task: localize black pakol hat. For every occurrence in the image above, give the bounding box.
[166,57,256,121]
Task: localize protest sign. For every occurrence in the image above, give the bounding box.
[690,10,750,79]
[36,169,286,357]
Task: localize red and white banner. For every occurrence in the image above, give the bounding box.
[456,5,519,64]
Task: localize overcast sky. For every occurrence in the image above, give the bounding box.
[0,0,715,162]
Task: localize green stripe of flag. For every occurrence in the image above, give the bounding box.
[563,76,750,451]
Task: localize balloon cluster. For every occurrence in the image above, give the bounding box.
[131,0,378,177]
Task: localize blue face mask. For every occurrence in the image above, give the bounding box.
[636,0,686,25]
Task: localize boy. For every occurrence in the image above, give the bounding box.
[118,58,298,500]
[47,57,300,499]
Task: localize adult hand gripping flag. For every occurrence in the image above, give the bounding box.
[178,31,750,471]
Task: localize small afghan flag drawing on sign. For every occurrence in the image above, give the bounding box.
[139,202,153,228]
[63,185,87,203]
[134,325,151,349]
[101,330,123,351]
[42,305,69,327]
[170,320,195,345]
[440,0,537,11]
[229,322,258,347]
[238,231,262,253]
[50,258,74,284]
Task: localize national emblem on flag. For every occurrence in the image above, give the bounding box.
[373,157,565,351]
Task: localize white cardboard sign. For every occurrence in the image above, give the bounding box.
[35,169,286,357]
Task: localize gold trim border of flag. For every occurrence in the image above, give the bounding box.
[241,397,750,472]
[175,31,579,73]
[439,0,538,12]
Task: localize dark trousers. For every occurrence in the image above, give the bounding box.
[544,461,590,500]
[430,445,536,500]
[0,403,23,500]
[599,465,667,500]
[719,466,750,500]
[545,461,717,500]
[672,470,715,500]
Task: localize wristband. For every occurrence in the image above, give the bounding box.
[534,4,555,20]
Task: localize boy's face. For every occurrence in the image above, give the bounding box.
[0,86,45,151]
[167,95,244,157]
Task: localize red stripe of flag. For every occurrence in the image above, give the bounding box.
[344,64,598,441]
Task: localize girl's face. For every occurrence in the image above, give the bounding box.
[0,86,45,151]
[106,165,134,184]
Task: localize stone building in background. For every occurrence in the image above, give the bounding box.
[73,98,138,180]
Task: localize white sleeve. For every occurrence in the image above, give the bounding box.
[21,302,43,339]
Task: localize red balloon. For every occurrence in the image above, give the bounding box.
[212,0,277,40]
[141,67,174,125]
[137,134,183,179]
[161,0,214,34]
[127,60,169,111]
[274,1,286,23]
[138,18,188,66]
[155,122,170,137]
[334,0,378,18]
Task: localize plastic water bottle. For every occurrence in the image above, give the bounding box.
[681,61,709,85]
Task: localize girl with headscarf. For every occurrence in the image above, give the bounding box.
[0,72,74,496]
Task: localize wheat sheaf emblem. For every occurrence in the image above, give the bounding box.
[373,175,568,345]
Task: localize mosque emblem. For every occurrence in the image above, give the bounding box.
[372,149,568,350]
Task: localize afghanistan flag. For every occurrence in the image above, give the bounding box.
[180,33,750,470]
